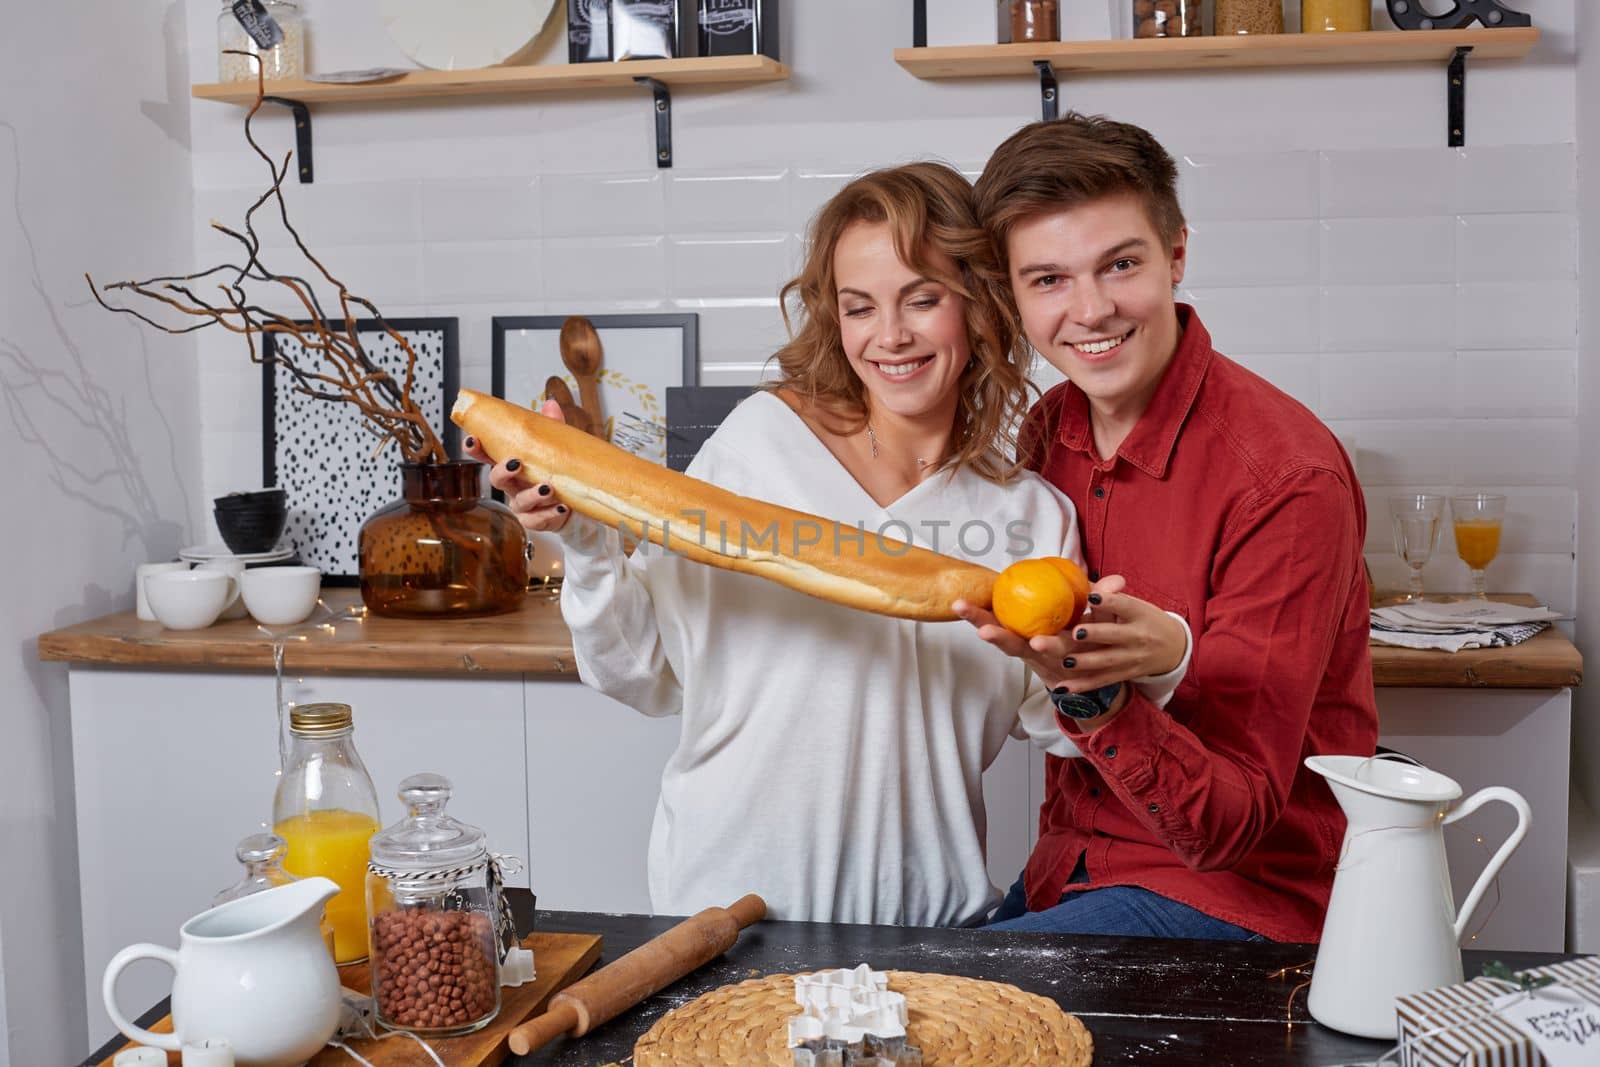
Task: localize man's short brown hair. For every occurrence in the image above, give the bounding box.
[974,112,1186,269]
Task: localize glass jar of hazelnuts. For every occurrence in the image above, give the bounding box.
[366,774,503,1035]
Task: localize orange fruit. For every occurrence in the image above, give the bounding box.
[992,557,1091,639]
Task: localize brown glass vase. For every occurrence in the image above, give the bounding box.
[358,462,527,618]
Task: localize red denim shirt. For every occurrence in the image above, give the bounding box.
[1022,306,1378,943]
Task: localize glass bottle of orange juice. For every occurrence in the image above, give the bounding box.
[272,702,381,964]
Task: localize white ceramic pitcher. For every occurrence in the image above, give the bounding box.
[103,878,342,1067]
[1305,754,1531,1040]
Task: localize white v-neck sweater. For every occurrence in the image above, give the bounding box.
[558,392,1183,927]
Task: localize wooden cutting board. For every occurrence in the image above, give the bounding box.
[97,930,602,1067]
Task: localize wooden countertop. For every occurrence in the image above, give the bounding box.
[38,590,1582,688]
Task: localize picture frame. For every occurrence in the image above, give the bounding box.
[262,317,459,585]
[491,313,699,468]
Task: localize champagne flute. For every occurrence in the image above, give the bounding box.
[1450,492,1506,600]
[1389,494,1444,603]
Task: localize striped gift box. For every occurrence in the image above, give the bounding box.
[1395,957,1600,1067]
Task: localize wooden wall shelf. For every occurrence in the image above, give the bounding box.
[190,55,790,175]
[894,29,1538,79]
[895,28,1538,145]
[191,54,788,105]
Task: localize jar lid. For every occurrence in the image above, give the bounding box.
[368,773,487,870]
[289,702,353,735]
[235,832,287,864]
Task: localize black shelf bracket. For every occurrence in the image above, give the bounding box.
[262,96,313,183]
[913,0,927,47]
[633,77,673,168]
[1035,60,1059,121]
[1447,46,1471,147]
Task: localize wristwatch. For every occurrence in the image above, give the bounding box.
[1051,682,1125,721]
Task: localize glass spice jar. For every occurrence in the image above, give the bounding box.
[213,832,338,958]
[1301,0,1370,32]
[1133,0,1203,38]
[366,774,502,1036]
[1008,0,1059,42]
[1215,0,1284,35]
[216,0,306,82]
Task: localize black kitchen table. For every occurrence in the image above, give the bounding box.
[85,897,1581,1067]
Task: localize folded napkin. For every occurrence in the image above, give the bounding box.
[1370,600,1564,652]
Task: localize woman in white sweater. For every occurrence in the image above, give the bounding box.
[468,164,1188,927]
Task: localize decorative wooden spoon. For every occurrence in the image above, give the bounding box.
[559,316,605,439]
[541,376,594,436]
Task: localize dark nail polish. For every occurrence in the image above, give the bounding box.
[1088,593,1102,605]
[1062,657,1076,669]
[463,435,476,449]
[555,505,568,514]
[1075,629,1088,641]
[538,484,551,496]
[1051,686,1068,696]
[506,458,522,472]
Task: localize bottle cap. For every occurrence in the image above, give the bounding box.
[289,702,353,735]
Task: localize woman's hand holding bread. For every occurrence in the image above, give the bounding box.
[462,398,572,535]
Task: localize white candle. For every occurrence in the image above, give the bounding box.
[181,1040,236,1067]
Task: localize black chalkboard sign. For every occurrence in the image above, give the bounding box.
[697,0,780,60]
[567,0,611,62]
[665,386,757,472]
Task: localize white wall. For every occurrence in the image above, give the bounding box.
[1574,4,1600,834]
[0,1,201,1062]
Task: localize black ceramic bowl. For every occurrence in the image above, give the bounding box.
[215,503,287,555]
[214,489,287,512]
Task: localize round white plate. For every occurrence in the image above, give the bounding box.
[378,0,558,71]
[179,544,295,565]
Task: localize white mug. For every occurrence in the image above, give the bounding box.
[240,566,322,627]
[196,559,248,620]
[145,570,239,631]
[135,561,189,622]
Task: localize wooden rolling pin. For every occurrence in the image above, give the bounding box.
[507,894,767,1056]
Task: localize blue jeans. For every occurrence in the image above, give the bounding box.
[984,872,1268,941]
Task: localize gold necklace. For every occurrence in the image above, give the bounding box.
[865,423,931,469]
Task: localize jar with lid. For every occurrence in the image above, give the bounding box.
[213,832,338,956]
[1133,0,1203,38]
[1002,1,1059,42]
[1215,0,1284,35]
[366,774,502,1035]
[217,0,306,82]
[1301,0,1370,32]
[272,702,381,964]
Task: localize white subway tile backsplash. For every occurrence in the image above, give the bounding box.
[1320,285,1453,352]
[297,244,426,308]
[1177,151,1319,221]
[422,240,542,304]
[291,182,421,246]
[680,301,788,365]
[1454,214,1577,282]
[1454,351,1578,418]
[1319,148,1455,219]
[1454,281,1578,350]
[1182,286,1319,354]
[1183,221,1318,287]
[1323,419,1455,485]
[668,234,794,300]
[1456,144,1577,215]
[1449,418,1578,487]
[666,171,789,233]
[793,168,870,229]
[1318,352,1454,419]
[542,173,664,237]
[419,177,541,241]
[542,236,666,300]
[1223,352,1318,412]
[1319,217,1454,285]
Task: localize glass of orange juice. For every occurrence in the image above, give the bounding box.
[1450,492,1506,600]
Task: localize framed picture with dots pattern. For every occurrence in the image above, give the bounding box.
[262,318,459,584]
[491,314,698,470]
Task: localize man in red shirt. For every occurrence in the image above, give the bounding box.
[959,114,1378,942]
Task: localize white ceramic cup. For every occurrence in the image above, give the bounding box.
[240,566,322,626]
[196,559,248,620]
[135,561,190,622]
[145,570,238,631]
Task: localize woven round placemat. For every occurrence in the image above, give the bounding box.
[633,971,1093,1066]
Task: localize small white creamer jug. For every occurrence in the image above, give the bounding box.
[103,878,342,1067]
[1305,754,1531,1040]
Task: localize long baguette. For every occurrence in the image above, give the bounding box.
[451,390,996,621]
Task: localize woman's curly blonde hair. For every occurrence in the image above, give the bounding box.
[765,162,1034,484]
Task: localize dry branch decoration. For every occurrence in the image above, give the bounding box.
[85,54,446,465]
